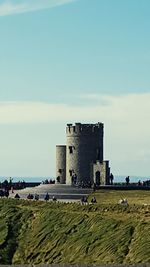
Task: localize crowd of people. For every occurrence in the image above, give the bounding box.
[138,179,150,187]
[0,178,26,198]
[124,176,150,187]
[81,196,97,205]
[0,178,26,191]
[41,179,55,185]
[13,193,97,205]
[13,192,58,201]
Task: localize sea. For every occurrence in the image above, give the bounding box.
[0,175,149,184]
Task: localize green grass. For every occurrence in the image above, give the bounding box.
[89,189,150,205]
[0,190,150,264]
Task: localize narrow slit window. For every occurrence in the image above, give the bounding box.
[69,146,73,153]
[69,170,73,177]
[96,148,100,160]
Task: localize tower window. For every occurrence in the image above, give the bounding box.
[69,170,73,176]
[69,146,73,153]
[96,148,100,160]
[58,169,62,174]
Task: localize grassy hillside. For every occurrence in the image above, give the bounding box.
[0,190,150,264]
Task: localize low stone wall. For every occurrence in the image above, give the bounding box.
[13,182,41,188]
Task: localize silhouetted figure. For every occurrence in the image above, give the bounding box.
[4,190,9,198]
[81,196,88,205]
[34,194,39,201]
[9,177,13,186]
[27,194,31,199]
[84,196,88,205]
[91,197,97,203]
[52,196,57,202]
[56,176,60,183]
[0,190,4,198]
[110,173,114,185]
[22,180,26,188]
[3,180,9,191]
[125,176,130,186]
[27,193,34,200]
[14,193,20,199]
[44,192,49,201]
[72,173,77,185]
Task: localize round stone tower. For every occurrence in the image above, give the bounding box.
[66,122,103,185]
[56,145,66,184]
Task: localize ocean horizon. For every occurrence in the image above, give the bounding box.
[0,175,149,184]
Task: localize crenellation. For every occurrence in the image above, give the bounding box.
[66,123,104,136]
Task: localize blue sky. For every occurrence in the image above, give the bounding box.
[0,0,150,179]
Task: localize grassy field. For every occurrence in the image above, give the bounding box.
[0,190,150,264]
[89,189,150,205]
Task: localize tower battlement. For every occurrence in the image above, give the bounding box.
[66,122,103,136]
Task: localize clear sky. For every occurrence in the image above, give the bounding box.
[0,0,150,179]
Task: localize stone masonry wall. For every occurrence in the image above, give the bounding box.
[66,123,103,185]
[56,145,66,184]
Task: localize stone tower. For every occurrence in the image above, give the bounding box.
[56,145,66,184]
[56,122,110,186]
[66,122,104,185]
